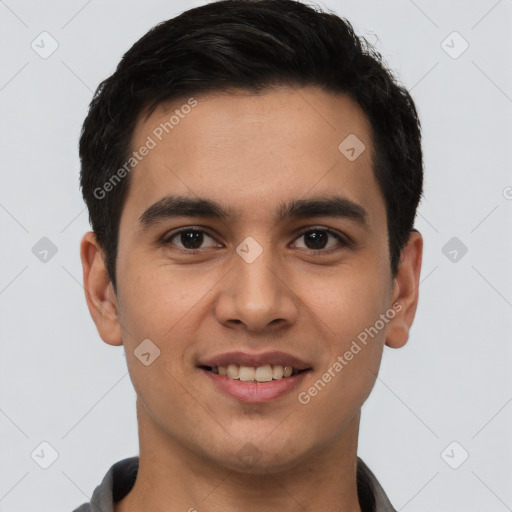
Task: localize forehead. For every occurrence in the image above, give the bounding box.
[124,86,385,231]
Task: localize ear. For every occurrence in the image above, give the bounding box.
[385,230,423,349]
[80,231,123,346]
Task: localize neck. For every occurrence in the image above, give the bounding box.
[115,400,363,512]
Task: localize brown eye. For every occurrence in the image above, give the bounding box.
[292,228,347,253]
[165,229,219,251]
[302,230,329,249]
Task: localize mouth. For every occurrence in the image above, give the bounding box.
[199,364,307,383]
[197,351,312,403]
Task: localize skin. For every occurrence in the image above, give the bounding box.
[81,85,423,512]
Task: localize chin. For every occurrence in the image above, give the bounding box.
[215,449,303,475]
[204,431,312,475]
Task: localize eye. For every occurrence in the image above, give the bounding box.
[291,227,348,253]
[163,226,349,254]
[164,228,221,251]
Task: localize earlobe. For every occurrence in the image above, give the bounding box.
[385,230,423,349]
[80,231,123,346]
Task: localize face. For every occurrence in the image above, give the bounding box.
[83,86,421,473]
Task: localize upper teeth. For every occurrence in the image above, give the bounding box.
[211,364,299,382]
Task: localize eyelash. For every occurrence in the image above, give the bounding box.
[162,226,350,256]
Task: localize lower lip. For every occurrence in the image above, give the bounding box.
[201,369,310,403]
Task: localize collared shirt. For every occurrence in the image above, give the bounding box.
[72,456,396,512]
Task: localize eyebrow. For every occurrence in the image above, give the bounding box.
[138,194,369,229]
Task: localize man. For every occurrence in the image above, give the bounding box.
[74,0,423,510]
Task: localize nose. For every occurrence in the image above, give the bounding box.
[214,244,299,333]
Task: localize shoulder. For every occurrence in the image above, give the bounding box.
[70,457,139,512]
[356,457,397,512]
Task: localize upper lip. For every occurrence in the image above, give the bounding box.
[198,351,311,370]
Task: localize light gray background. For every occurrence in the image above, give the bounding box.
[1,0,511,510]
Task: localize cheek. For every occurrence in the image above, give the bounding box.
[117,255,215,340]
[115,258,225,402]
[296,278,387,435]
[303,261,391,348]
[116,268,200,421]
[293,257,390,409]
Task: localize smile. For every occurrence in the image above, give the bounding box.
[197,350,312,402]
[201,364,305,382]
